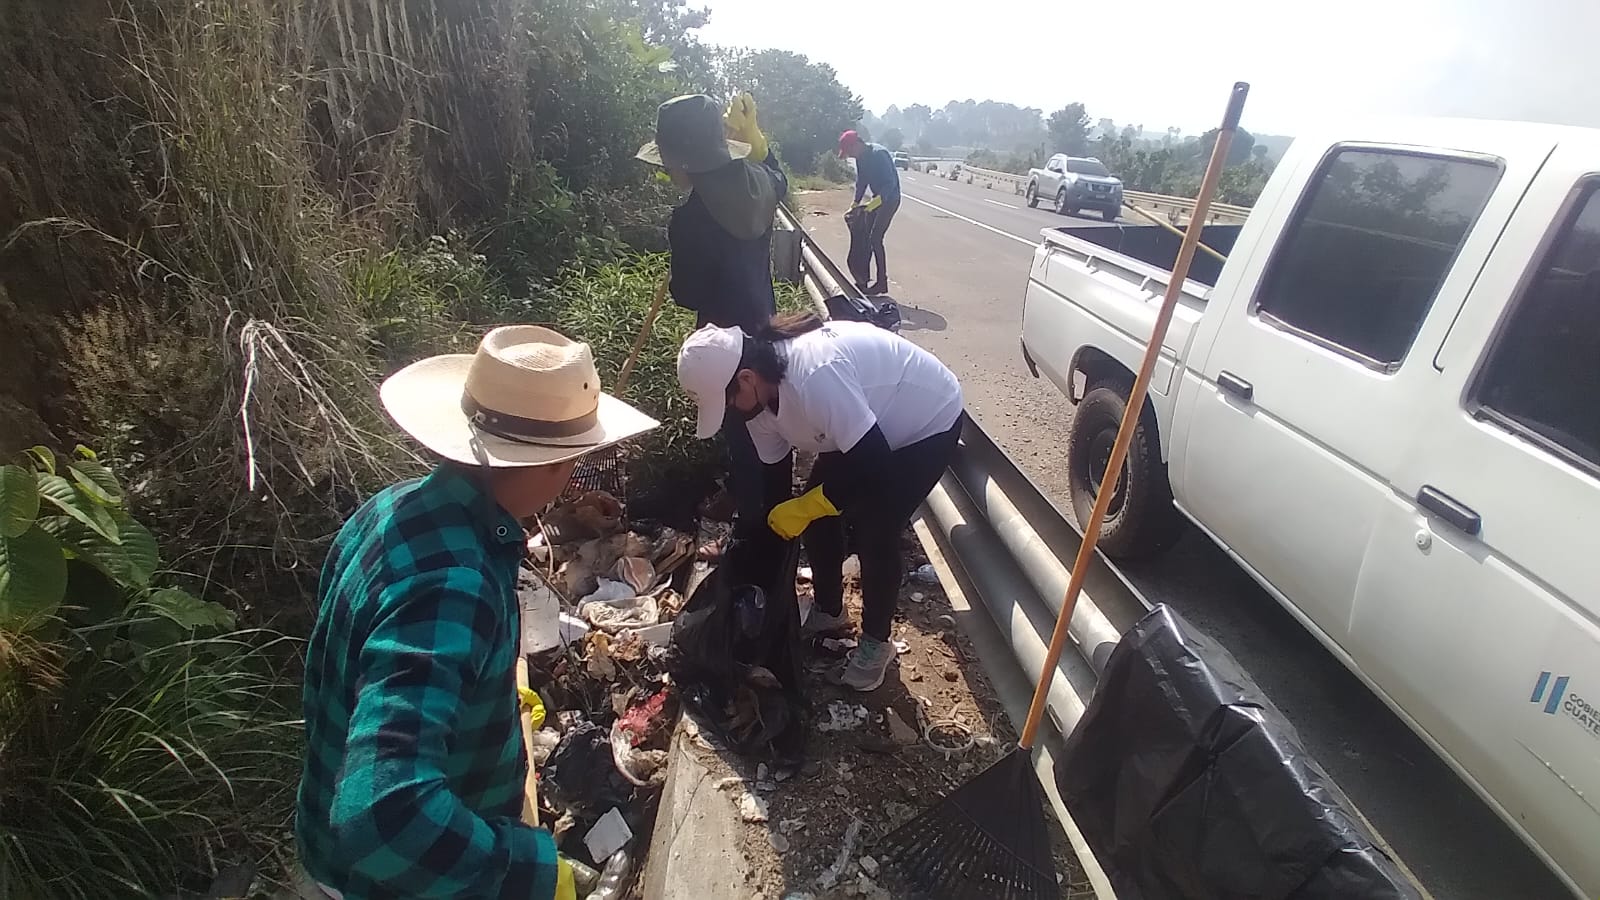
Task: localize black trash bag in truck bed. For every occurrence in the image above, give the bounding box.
[1056,604,1421,900]
[667,537,807,762]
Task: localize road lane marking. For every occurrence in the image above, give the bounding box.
[984,198,1020,210]
[932,185,951,191]
[903,192,1040,248]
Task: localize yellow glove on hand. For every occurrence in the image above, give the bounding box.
[767,486,840,540]
[723,92,769,161]
[555,857,576,900]
[859,195,883,212]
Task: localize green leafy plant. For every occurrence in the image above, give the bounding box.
[0,447,296,898]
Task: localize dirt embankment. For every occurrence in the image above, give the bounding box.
[0,3,151,456]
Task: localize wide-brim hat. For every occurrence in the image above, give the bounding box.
[636,93,750,174]
[382,325,658,468]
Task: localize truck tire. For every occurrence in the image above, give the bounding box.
[1066,383,1184,559]
[1025,182,1040,207]
[1101,208,1117,222]
[1055,189,1070,216]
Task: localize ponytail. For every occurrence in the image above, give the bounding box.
[749,311,826,342]
[733,312,826,386]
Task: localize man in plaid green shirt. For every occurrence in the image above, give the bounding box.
[297,326,656,899]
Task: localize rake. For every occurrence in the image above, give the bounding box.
[873,82,1251,899]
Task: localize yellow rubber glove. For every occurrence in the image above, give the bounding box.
[723,92,769,161]
[555,857,576,900]
[858,194,883,212]
[518,686,546,730]
[768,486,840,540]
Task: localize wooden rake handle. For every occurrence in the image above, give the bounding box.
[1019,82,1250,750]
[614,273,671,397]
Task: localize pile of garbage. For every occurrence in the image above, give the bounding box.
[520,490,815,896]
[519,491,696,896]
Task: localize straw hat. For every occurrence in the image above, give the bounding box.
[382,325,658,467]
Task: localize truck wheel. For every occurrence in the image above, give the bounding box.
[1067,384,1183,559]
[1025,182,1039,208]
[1055,189,1070,216]
[1101,208,1117,222]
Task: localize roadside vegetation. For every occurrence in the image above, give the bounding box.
[0,0,859,893]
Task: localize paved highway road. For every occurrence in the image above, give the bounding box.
[798,171,1572,900]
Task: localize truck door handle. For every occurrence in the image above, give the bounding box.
[1217,371,1254,401]
[1417,485,1481,536]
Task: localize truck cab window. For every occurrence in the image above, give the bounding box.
[1473,183,1600,473]
[1253,149,1500,368]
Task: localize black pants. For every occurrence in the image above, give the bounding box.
[803,420,960,641]
[864,195,899,286]
[724,406,791,544]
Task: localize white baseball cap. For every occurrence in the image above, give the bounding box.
[677,324,747,440]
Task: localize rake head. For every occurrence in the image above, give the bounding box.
[873,748,1058,899]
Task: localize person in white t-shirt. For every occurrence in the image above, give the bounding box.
[678,313,963,691]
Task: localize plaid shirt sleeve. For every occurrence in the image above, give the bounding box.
[327,566,559,899]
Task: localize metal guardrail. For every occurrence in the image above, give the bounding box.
[956,163,1252,225]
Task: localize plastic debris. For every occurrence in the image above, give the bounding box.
[587,850,632,900]
[614,556,655,594]
[909,591,926,604]
[583,807,633,863]
[910,563,939,584]
[816,818,863,890]
[859,856,880,877]
[841,555,862,579]
[528,728,562,767]
[579,579,635,605]
[891,639,910,655]
[581,595,660,633]
[817,699,870,732]
[738,791,770,823]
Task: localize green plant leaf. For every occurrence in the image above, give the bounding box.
[114,512,160,587]
[0,464,40,538]
[24,445,56,475]
[67,456,123,507]
[35,515,135,586]
[143,588,236,631]
[0,524,68,626]
[36,474,121,545]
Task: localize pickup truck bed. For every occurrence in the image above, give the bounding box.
[1047,223,1244,289]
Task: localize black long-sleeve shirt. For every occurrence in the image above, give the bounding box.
[668,151,788,331]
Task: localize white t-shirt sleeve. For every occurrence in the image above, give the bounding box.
[746,412,792,465]
[799,361,877,453]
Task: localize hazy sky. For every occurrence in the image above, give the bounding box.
[697,0,1596,136]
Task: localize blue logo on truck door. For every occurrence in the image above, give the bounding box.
[1531,671,1600,741]
[1531,671,1569,715]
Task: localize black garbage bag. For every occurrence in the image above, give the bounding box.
[825,293,902,333]
[1056,604,1421,900]
[668,537,807,761]
[539,721,639,865]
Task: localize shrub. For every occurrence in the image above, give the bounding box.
[0,446,298,898]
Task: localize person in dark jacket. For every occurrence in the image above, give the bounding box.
[838,130,901,295]
[638,93,790,544]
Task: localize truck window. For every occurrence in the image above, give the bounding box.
[1471,182,1600,473]
[1253,149,1500,369]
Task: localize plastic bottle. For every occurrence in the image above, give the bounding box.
[585,849,632,900]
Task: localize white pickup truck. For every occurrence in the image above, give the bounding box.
[1019,119,1600,898]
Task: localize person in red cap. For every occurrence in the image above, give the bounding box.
[838,130,901,295]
